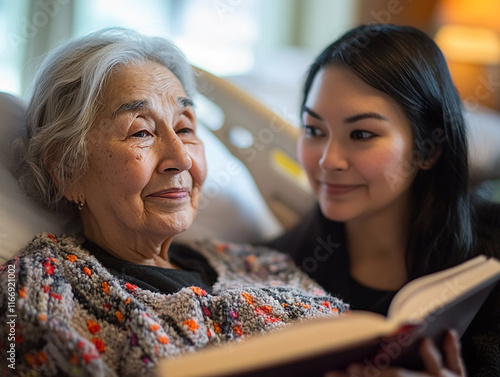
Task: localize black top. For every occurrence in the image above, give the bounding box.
[82,240,217,294]
[267,205,398,314]
[266,204,500,377]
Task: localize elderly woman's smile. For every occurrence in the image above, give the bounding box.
[70,60,207,265]
[146,187,191,199]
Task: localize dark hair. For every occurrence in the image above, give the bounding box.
[302,24,473,278]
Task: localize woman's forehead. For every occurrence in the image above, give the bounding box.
[106,61,184,93]
[100,61,188,110]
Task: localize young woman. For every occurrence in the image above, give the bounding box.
[269,24,500,377]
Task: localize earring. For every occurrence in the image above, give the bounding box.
[77,201,85,211]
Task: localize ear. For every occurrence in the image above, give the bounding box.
[47,161,85,206]
[419,144,442,170]
[63,183,86,206]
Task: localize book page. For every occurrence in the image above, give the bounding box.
[159,311,395,377]
[388,256,500,324]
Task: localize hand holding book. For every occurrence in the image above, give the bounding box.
[326,329,466,377]
[158,256,500,377]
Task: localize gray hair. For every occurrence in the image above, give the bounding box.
[15,27,197,216]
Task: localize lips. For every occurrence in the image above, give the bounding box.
[321,183,362,195]
[147,188,190,199]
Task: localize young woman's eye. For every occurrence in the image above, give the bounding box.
[303,125,325,137]
[351,130,375,140]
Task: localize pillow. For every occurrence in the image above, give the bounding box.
[0,93,64,262]
[0,92,283,262]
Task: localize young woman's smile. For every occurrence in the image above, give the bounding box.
[320,183,364,196]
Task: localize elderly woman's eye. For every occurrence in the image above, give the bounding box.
[131,130,150,138]
[177,128,193,135]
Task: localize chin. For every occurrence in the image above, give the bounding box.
[319,202,355,223]
[155,210,196,235]
[173,218,195,234]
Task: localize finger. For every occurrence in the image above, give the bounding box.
[443,330,466,376]
[420,337,443,376]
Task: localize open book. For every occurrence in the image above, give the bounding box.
[157,255,500,377]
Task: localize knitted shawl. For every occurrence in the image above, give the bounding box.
[0,233,348,376]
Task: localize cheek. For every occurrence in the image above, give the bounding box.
[88,147,152,196]
[121,150,156,192]
[363,143,414,188]
[297,139,320,177]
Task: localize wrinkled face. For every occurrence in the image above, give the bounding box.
[75,60,206,244]
[298,66,419,225]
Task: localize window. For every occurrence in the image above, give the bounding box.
[0,1,30,95]
[0,0,357,124]
[0,0,283,96]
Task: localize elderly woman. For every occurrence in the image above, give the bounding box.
[0,28,347,376]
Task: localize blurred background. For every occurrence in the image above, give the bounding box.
[2,0,500,118]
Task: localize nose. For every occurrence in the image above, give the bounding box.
[319,138,349,171]
[157,130,193,173]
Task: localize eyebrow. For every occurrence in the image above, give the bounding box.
[111,97,194,118]
[112,99,150,118]
[344,112,388,124]
[179,97,194,108]
[302,106,388,124]
[302,106,323,120]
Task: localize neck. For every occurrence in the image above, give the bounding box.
[81,210,178,269]
[345,199,411,290]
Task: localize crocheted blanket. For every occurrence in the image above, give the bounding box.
[0,233,348,376]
